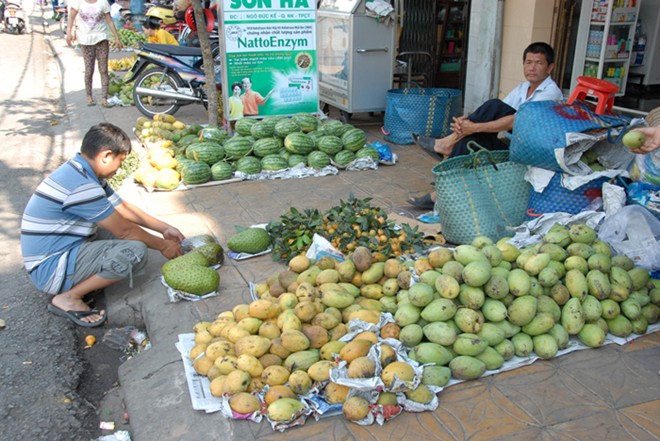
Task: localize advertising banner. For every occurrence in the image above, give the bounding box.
[221,0,318,120]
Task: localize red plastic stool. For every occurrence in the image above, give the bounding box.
[567,76,619,115]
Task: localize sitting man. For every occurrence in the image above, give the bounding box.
[21,123,185,327]
[410,41,564,209]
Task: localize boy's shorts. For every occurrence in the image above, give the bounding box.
[70,237,148,287]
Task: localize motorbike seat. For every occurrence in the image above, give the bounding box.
[142,43,202,57]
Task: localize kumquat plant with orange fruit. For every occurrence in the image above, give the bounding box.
[266,195,425,261]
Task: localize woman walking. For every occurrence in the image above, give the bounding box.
[66,0,123,107]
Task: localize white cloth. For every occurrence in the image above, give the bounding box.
[69,0,111,46]
[110,2,122,20]
[503,75,563,110]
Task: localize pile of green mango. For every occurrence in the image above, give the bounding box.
[395,223,659,384]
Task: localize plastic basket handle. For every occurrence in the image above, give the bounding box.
[466,141,499,171]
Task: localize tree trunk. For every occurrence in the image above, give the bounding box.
[191,0,220,126]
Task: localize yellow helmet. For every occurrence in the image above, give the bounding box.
[146,6,176,25]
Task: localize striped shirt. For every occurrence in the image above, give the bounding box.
[20,153,122,294]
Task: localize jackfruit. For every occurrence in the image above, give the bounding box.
[163,265,220,295]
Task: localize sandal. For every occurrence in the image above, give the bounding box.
[87,98,96,107]
[47,303,107,328]
[408,193,435,210]
[412,133,443,161]
[101,100,112,108]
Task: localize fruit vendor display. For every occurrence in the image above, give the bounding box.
[186,222,659,428]
[108,56,137,72]
[109,73,135,106]
[129,113,377,190]
[110,28,147,49]
[133,113,199,189]
[266,195,426,260]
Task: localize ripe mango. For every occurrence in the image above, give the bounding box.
[267,398,305,422]
[307,360,337,382]
[264,385,296,406]
[324,382,350,404]
[288,370,313,395]
[339,339,373,363]
[234,335,271,358]
[381,361,416,388]
[343,396,371,421]
[229,392,262,414]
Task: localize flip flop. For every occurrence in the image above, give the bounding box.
[412,133,443,161]
[408,193,435,210]
[47,303,107,328]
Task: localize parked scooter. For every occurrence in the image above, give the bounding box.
[55,4,68,35]
[3,0,26,34]
[124,43,222,118]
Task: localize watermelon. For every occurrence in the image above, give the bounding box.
[185,142,225,165]
[356,146,380,160]
[307,151,331,169]
[316,135,343,155]
[252,137,282,157]
[274,118,301,138]
[341,128,367,152]
[224,137,254,159]
[181,161,212,185]
[235,118,257,136]
[308,130,324,144]
[210,161,234,180]
[235,156,262,175]
[320,119,344,137]
[292,113,319,133]
[334,150,356,167]
[250,121,275,139]
[287,154,307,167]
[177,133,199,147]
[261,154,289,171]
[199,126,228,144]
[283,132,315,155]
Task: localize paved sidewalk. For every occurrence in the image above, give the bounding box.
[45,21,660,441]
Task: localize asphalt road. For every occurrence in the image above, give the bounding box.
[0,3,115,439]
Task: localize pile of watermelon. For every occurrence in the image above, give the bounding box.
[160,113,377,186]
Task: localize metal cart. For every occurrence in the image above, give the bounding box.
[317,0,397,122]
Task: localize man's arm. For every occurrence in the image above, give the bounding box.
[98,210,183,259]
[114,200,185,242]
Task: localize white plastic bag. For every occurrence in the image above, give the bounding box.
[598,205,660,271]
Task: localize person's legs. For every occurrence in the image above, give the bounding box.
[96,40,111,104]
[50,239,148,325]
[414,99,516,158]
[81,45,96,104]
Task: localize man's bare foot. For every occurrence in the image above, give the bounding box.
[435,133,458,158]
[51,293,105,325]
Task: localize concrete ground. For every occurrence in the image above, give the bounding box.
[21,4,660,440]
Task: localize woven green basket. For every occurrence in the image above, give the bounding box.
[433,142,531,244]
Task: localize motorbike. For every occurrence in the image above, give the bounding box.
[55,4,68,35]
[3,0,26,34]
[124,42,222,118]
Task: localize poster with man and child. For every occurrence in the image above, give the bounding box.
[220,0,319,120]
